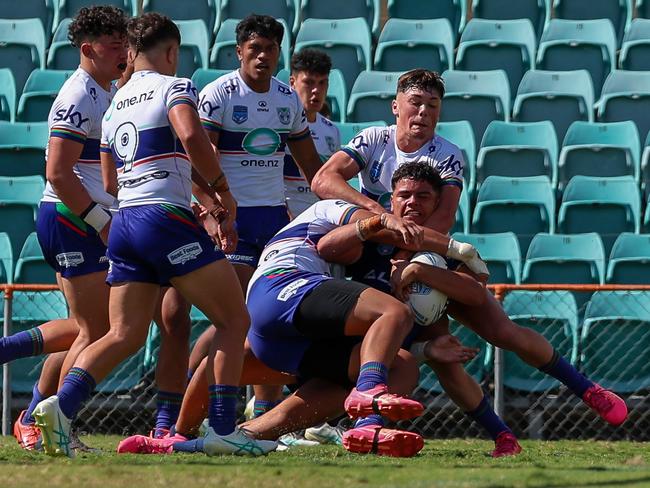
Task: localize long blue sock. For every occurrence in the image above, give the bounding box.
[23,383,44,425]
[465,395,511,440]
[356,362,388,391]
[354,414,384,429]
[539,349,593,398]
[253,399,281,418]
[172,437,204,453]
[57,367,96,419]
[0,328,43,364]
[208,384,238,435]
[155,390,183,437]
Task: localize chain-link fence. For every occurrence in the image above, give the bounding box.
[2,284,650,440]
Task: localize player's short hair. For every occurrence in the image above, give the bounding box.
[290,48,332,76]
[68,5,127,48]
[127,12,180,55]
[391,162,444,193]
[397,69,445,98]
[236,14,284,46]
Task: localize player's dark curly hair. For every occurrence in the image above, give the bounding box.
[127,12,180,57]
[391,161,443,192]
[397,69,445,98]
[68,5,127,48]
[290,48,332,75]
[236,14,284,46]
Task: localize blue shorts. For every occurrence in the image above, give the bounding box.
[227,206,289,267]
[36,202,109,279]
[107,204,225,286]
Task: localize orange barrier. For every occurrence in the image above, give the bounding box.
[0,284,60,299]
[488,283,650,302]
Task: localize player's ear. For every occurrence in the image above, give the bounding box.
[289,74,295,89]
[80,41,94,60]
[391,99,399,117]
[236,44,243,62]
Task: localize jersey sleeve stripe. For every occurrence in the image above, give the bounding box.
[441,178,463,188]
[50,127,86,144]
[100,143,112,153]
[341,147,366,170]
[201,118,222,132]
[167,97,197,110]
[339,206,362,225]
[287,126,311,141]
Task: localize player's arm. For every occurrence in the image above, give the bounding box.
[100,149,118,198]
[285,135,321,185]
[423,185,461,234]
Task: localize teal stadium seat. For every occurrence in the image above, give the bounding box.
[455,19,536,100]
[502,290,578,391]
[325,69,347,123]
[452,232,521,284]
[536,19,616,97]
[558,121,640,190]
[512,69,594,143]
[436,121,476,190]
[210,18,290,72]
[645,194,650,233]
[642,131,650,199]
[347,71,402,125]
[374,19,454,73]
[606,233,650,284]
[143,0,216,35]
[55,1,137,29]
[0,69,16,122]
[301,0,380,39]
[217,0,299,39]
[0,175,44,260]
[334,120,387,146]
[191,68,231,92]
[619,19,650,70]
[472,176,555,252]
[387,0,466,40]
[0,232,13,284]
[596,71,650,143]
[16,69,73,123]
[452,187,471,234]
[0,19,46,95]
[295,18,372,95]
[553,0,632,47]
[639,0,650,18]
[14,232,55,284]
[0,0,55,40]
[274,68,289,85]
[581,291,650,393]
[47,19,76,71]
[0,121,48,177]
[440,69,511,145]
[558,176,641,254]
[472,0,551,40]
[475,121,558,194]
[175,20,209,79]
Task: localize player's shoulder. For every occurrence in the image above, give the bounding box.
[271,76,294,98]
[163,75,198,97]
[55,69,100,106]
[201,70,239,96]
[354,124,394,146]
[316,113,335,128]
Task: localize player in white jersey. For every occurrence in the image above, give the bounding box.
[283,49,340,217]
[33,13,275,458]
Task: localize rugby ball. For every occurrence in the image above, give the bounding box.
[408,252,448,326]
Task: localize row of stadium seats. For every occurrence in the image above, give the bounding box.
[0,232,54,285]
[421,290,650,394]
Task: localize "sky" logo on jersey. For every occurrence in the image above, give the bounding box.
[53,104,89,129]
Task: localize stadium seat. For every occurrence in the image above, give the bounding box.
[455,19,537,99]
[558,121,641,191]
[642,131,650,199]
[452,232,522,284]
[475,121,558,194]
[502,290,578,391]
[436,121,476,190]
[0,232,13,284]
[55,1,137,28]
[553,0,632,47]
[646,194,650,232]
[210,18,290,72]
[174,20,209,78]
[512,69,594,143]
[471,175,555,253]
[13,232,54,284]
[0,0,55,39]
[639,0,650,18]
[536,19,617,97]
[596,71,650,142]
[142,0,216,34]
[0,121,48,178]
[334,120,387,146]
[619,19,650,70]
[325,69,347,123]
[0,69,16,123]
[301,0,380,39]
[216,0,299,39]
[0,175,44,260]
[558,176,641,254]
[606,233,650,284]
[190,68,231,92]
[0,19,46,95]
[274,68,289,85]
[347,71,402,124]
[295,18,372,95]
[47,18,77,71]
[16,69,73,123]
[374,18,454,73]
[472,0,551,40]
[440,69,511,145]
[452,187,471,234]
[387,0,467,40]
[581,291,650,392]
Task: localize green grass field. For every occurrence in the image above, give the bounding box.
[3,436,650,488]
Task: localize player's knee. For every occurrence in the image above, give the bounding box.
[384,300,414,334]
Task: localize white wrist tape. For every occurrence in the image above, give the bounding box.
[409,341,431,364]
[446,238,475,261]
[83,204,111,232]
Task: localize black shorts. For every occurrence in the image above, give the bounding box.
[297,336,361,388]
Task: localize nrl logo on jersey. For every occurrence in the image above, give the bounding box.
[277,107,290,125]
[325,136,337,153]
[232,105,248,124]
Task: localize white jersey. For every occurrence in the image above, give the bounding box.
[341,125,465,200]
[101,70,199,210]
[249,199,361,289]
[198,70,310,207]
[42,68,117,209]
[284,113,340,216]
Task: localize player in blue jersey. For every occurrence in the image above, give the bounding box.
[32,12,276,458]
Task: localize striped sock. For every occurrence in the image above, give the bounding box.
[208,384,238,435]
[0,327,43,364]
[155,390,184,437]
[539,349,594,398]
[356,362,388,392]
[57,367,96,419]
[355,414,384,429]
[253,399,281,418]
[23,383,44,425]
